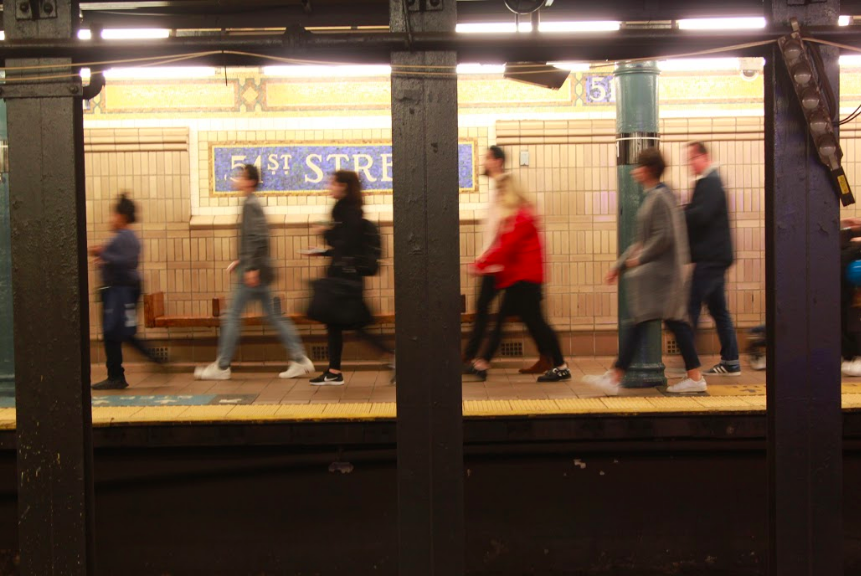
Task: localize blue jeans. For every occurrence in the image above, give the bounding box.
[689,263,740,365]
[217,281,305,369]
[616,319,700,372]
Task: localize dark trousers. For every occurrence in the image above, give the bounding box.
[105,339,125,380]
[105,336,162,380]
[616,319,701,372]
[689,262,740,364]
[482,281,565,367]
[464,274,498,360]
[842,245,861,360]
[327,325,393,371]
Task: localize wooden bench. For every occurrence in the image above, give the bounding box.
[143,292,471,329]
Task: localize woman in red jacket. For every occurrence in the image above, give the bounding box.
[468,174,570,382]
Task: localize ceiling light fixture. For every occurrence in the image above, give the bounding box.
[103,67,217,79]
[677,17,767,30]
[840,55,861,66]
[549,61,592,72]
[101,28,170,40]
[456,63,506,75]
[262,65,392,78]
[539,21,620,32]
[455,22,532,33]
[658,58,759,72]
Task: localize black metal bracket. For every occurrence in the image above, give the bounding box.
[16,0,57,20]
[0,80,82,98]
[0,72,104,100]
[407,0,443,11]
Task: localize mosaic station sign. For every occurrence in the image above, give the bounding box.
[211,141,477,194]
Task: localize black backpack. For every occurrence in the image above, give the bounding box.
[355,218,381,276]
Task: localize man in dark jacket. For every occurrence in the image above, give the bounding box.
[685,142,741,376]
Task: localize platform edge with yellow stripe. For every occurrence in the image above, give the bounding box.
[1,393,861,427]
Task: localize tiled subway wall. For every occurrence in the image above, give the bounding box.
[85,117,775,362]
[494,117,767,337]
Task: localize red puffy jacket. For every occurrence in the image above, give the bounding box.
[473,206,545,289]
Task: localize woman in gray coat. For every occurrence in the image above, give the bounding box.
[584,147,706,395]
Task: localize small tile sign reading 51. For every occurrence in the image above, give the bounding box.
[211,141,477,194]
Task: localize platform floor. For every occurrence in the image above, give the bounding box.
[1,355,860,426]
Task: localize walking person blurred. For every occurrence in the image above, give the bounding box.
[90,193,164,390]
[841,217,861,375]
[685,142,741,376]
[583,148,707,395]
[467,174,570,383]
[305,170,394,385]
[463,146,552,374]
[194,164,314,381]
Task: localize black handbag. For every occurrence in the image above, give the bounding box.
[306,276,371,327]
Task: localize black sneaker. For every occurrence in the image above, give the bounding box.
[91,378,129,390]
[704,363,742,377]
[310,371,344,386]
[537,367,572,382]
[462,364,487,382]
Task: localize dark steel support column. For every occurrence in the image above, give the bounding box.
[0,98,11,390]
[389,1,464,575]
[4,0,95,573]
[765,2,842,575]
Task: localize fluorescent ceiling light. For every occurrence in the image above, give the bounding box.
[455,22,533,33]
[550,61,592,72]
[659,58,749,71]
[457,63,506,74]
[840,55,861,66]
[457,21,619,33]
[263,65,392,78]
[80,68,91,81]
[103,66,217,79]
[677,17,766,30]
[840,15,852,26]
[101,28,170,40]
[0,31,5,41]
[539,21,620,32]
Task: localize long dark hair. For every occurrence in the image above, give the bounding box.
[332,170,364,207]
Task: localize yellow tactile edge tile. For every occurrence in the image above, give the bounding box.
[0,396,858,428]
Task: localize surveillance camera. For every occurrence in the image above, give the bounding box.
[738,57,763,81]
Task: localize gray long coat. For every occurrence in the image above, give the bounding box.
[615,183,691,324]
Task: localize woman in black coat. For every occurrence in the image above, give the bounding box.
[308,170,394,385]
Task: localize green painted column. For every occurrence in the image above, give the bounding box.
[0,97,11,390]
[614,61,665,387]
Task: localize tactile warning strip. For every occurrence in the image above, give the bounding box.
[0,394,859,428]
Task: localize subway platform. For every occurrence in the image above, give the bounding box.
[1,355,860,428]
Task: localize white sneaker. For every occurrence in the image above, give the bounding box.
[749,355,766,371]
[194,362,231,381]
[581,372,620,396]
[842,358,861,377]
[279,356,315,379]
[667,378,707,394]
